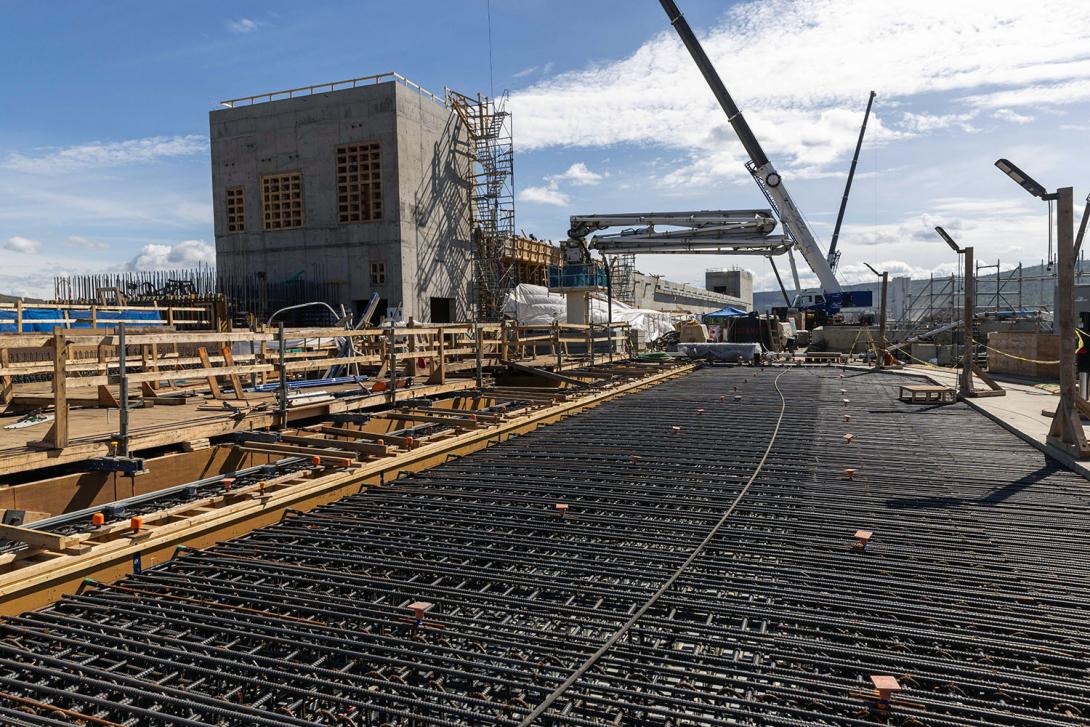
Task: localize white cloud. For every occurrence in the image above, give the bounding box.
[992,108,1034,125]
[4,236,41,254]
[228,18,258,33]
[4,135,208,174]
[64,235,108,251]
[509,0,1090,185]
[518,184,570,207]
[552,162,604,186]
[964,79,1090,110]
[0,256,101,299]
[126,239,215,271]
[518,162,605,208]
[900,112,978,134]
[513,61,554,79]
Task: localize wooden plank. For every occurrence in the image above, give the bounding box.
[197,347,223,400]
[234,443,359,461]
[313,426,418,448]
[278,434,389,456]
[61,331,274,345]
[501,359,590,388]
[398,407,503,423]
[97,385,121,408]
[0,523,72,550]
[221,346,249,401]
[382,412,481,429]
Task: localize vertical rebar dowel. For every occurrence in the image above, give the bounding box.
[117,323,129,456]
[475,323,483,389]
[277,322,287,429]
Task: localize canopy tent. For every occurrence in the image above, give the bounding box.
[703,305,748,321]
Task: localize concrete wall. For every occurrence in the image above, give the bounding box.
[987,331,1059,380]
[210,80,470,321]
[393,84,472,322]
[705,269,753,307]
[630,272,749,315]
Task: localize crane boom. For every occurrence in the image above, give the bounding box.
[659,0,843,294]
[828,91,876,270]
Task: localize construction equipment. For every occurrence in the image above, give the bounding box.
[828,91,876,271]
[659,0,872,323]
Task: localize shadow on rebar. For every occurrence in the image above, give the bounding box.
[885,462,1059,509]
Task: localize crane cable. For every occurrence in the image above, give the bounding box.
[517,368,790,725]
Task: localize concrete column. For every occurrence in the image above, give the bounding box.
[566,292,587,325]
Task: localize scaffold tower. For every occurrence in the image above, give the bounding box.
[449,89,515,320]
[609,254,637,306]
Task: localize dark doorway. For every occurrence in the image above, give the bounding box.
[353,298,388,325]
[430,297,454,323]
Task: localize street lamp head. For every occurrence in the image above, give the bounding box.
[934,226,962,254]
[863,262,881,277]
[994,158,1049,199]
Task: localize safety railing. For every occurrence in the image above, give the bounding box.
[219,72,446,108]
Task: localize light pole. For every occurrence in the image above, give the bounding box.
[995,159,1085,454]
[934,226,974,396]
[863,263,888,369]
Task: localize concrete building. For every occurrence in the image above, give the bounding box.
[631,272,751,315]
[210,74,471,323]
[705,268,753,306]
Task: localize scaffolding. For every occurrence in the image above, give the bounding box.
[608,254,637,306]
[448,90,515,321]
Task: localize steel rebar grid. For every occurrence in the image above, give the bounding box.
[0,367,1087,725]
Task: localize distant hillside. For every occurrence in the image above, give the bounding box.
[0,293,47,305]
[753,260,1090,313]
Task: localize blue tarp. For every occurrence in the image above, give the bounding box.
[0,308,164,333]
[703,306,748,320]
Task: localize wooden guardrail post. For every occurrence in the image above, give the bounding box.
[44,330,68,449]
[554,322,562,369]
[406,317,417,377]
[387,326,397,403]
[587,325,594,368]
[0,348,12,406]
[436,328,446,384]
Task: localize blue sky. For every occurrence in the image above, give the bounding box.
[2,0,1089,298]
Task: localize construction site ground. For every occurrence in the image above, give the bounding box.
[0,365,1085,725]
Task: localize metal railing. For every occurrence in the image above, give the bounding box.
[219,72,446,108]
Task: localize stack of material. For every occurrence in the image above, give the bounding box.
[501,283,675,341]
[987,330,1059,379]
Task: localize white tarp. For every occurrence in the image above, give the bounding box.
[501,283,676,341]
